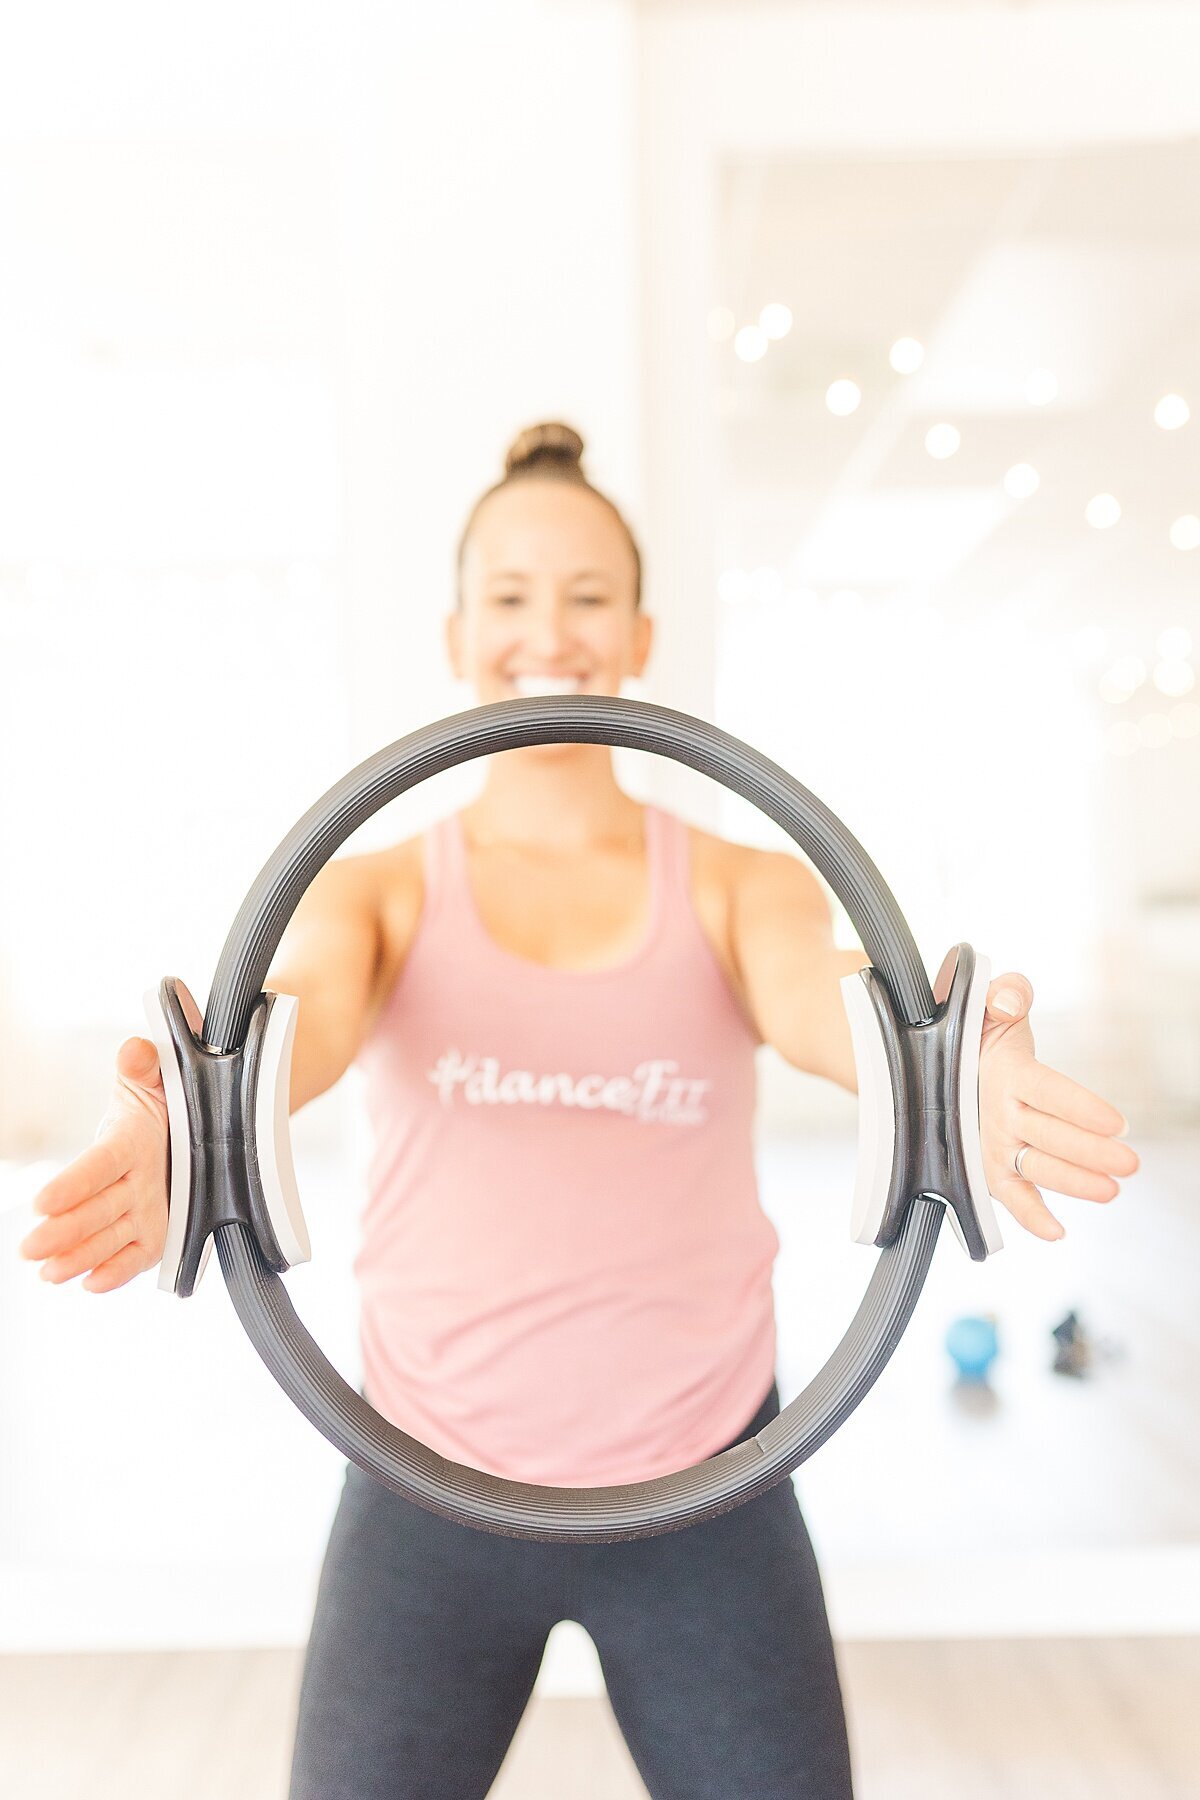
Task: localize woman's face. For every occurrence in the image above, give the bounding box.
[447,479,652,707]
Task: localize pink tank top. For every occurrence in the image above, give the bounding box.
[353,804,780,1486]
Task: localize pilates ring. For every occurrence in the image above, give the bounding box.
[144,694,1002,1544]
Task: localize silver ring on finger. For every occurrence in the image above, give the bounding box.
[1014,1143,1034,1181]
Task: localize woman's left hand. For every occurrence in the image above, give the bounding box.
[978,973,1139,1241]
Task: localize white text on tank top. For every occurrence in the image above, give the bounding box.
[426,1047,713,1125]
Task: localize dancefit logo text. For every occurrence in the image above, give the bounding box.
[426,1049,712,1126]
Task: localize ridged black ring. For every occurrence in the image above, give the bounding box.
[203,695,942,1542]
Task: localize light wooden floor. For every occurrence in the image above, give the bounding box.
[3,1639,1197,1799]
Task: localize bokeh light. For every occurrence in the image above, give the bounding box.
[1153,659,1196,698]
[1154,394,1190,430]
[1004,463,1040,500]
[825,378,861,416]
[925,423,961,460]
[889,337,925,374]
[1085,494,1121,530]
[734,325,768,363]
[1157,626,1193,659]
[1098,655,1147,703]
[1024,369,1058,406]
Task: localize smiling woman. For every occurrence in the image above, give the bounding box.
[456,420,643,600]
[447,423,650,726]
[20,421,1136,1800]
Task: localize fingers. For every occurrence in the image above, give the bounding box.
[36,1214,139,1286]
[20,1178,132,1266]
[1014,1060,1129,1140]
[985,972,1034,1022]
[991,1174,1065,1241]
[83,1243,156,1294]
[1013,1103,1140,1187]
[25,1137,133,1222]
[1004,1143,1118,1205]
[116,1036,164,1096]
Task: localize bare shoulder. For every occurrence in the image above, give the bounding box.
[284,843,385,927]
[282,831,421,960]
[681,818,740,915]
[364,830,427,992]
[686,821,826,915]
[679,821,822,1021]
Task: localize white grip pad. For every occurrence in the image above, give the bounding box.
[143,982,212,1293]
[841,967,898,1246]
[255,993,311,1269]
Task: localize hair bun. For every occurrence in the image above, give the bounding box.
[504,421,586,479]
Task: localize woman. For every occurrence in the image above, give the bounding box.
[21,422,1138,1799]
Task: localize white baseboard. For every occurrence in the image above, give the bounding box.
[823,1546,1200,1643]
[4,1546,1197,1695]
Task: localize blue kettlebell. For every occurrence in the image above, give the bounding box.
[944,1314,999,1383]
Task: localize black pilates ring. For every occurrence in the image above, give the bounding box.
[168,694,987,1543]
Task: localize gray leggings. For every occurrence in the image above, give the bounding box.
[288,1383,854,1799]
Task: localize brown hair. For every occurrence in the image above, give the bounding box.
[455,421,642,608]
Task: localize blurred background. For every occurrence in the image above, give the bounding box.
[1,2,1197,1794]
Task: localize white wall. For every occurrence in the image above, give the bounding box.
[634,0,1200,1132]
[0,0,646,1659]
[0,0,643,1154]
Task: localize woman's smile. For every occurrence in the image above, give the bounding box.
[506,673,590,697]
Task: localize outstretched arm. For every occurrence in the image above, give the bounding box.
[728,846,868,1091]
[728,847,1139,1242]
[18,854,387,1294]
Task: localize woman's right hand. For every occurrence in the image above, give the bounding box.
[18,1037,171,1293]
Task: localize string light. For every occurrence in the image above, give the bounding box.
[734,325,768,363]
[1153,659,1195,698]
[925,423,961,460]
[1154,394,1190,430]
[1024,369,1058,406]
[1169,514,1200,550]
[825,379,861,416]
[759,303,793,341]
[889,337,925,374]
[1085,494,1121,530]
[1157,626,1193,659]
[1098,656,1147,703]
[1004,463,1039,499]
